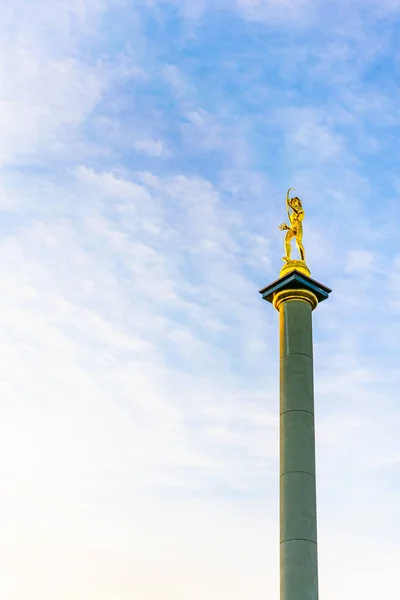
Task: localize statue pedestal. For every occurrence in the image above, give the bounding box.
[259,271,331,600]
[280,260,310,279]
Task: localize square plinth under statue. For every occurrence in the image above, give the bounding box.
[259,269,331,310]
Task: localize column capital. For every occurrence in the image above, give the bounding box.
[273,288,318,311]
[259,270,331,311]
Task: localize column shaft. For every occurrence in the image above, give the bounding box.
[279,298,318,600]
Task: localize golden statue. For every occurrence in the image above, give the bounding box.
[279,188,310,277]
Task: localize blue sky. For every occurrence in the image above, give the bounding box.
[2,0,400,598]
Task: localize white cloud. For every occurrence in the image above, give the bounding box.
[133,138,166,156]
[0,164,282,598]
[236,0,320,22]
[272,107,344,165]
[345,249,375,273]
[0,0,109,167]
[0,54,104,166]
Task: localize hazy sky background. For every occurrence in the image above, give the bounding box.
[1,0,400,598]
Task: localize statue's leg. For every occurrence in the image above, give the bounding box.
[284,230,294,261]
[296,241,305,261]
[296,233,306,262]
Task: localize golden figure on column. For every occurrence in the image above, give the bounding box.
[279,188,311,278]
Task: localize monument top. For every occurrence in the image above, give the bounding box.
[279,188,310,278]
[260,188,332,309]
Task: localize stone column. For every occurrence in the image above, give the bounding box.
[259,271,331,600]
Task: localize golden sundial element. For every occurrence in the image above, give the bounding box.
[279,188,311,278]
